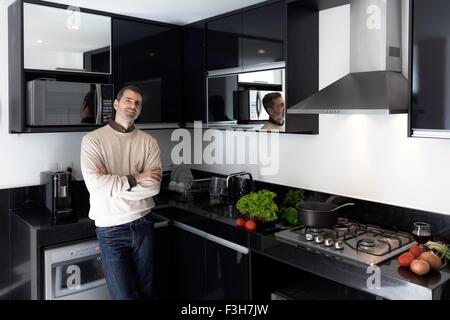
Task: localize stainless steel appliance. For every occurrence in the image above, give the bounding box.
[275,218,415,265]
[41,170,73,220]
[288,0,409,114]
[234,90,274,121]
[27,79,114,126]
[44,238,111,300]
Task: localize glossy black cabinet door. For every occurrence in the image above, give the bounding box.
[171,227,206,299]
[411,0,450,130]
[285,1,319,134]
[113,18,183,123]
[183,22,207,123]
[205,240,249,300]
[153,226,173,300]
[0,190,10,300]
[207,14,242,70]
[241,2,285,66]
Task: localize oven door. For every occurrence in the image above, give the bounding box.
[44,239,111,300]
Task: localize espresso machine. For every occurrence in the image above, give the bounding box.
[41,170,73,220]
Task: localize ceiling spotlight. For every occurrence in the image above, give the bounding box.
[36,39,44,44]
[257,49,267,55]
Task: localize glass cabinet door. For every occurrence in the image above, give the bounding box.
[23,3,111,74]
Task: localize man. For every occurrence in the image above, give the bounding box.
[80,85,162,300]
[261,92,286,131]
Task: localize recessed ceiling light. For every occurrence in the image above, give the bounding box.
[70,25,80,30]
[257,49,266,55]
[36,39,44,44]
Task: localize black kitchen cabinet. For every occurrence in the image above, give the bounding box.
[8,0,113,133]
[183,22,207,123]
[285,0,319,134]
[206,1,286,71]
[0,190,10,300]
[170,223,250,300]
[241,1,285,67]
[153,224,173,300]
[410,0,450,137]
[205,239,249,300]
[171,227,206,299]
[113,18,183,124]
[206,14,242,70]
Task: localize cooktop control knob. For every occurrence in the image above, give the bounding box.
[325,239,335,247]
[314,235,325,244]
[335,241,345,250]
[305,233,314,241]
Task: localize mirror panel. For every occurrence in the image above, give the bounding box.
[207,68,285,131]
[24,3,111,74]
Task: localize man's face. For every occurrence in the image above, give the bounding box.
[114,89,143,122]
[268,96,285,123]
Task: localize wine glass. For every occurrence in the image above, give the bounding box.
[412,222,432,248]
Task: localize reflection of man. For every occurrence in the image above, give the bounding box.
[80,85,162,300]
[261,92,285,131]
[80,90,96,124]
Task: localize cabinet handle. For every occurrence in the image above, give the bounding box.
[173,221,249,255]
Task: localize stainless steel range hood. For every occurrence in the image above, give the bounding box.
[288,0,409,115]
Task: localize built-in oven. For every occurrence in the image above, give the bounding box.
[27,79,114,126]
[44,238,111,300]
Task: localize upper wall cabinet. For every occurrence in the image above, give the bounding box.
[9,1,113,133]
[207,14,241,70]
[206,1,286,71]
[241,1,285,68]
[23,3,111,74]
[112,18,183,124]
[410,0,450,138]
[183,22,207,123]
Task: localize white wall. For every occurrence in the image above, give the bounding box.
[0,3,174,189]
[193,115,450,216]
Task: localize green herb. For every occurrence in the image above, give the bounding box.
[283,189,305,209]
[282,207,298,226]
[236,189,278,223]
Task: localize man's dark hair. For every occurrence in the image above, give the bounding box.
[262,92,282,112]
[116,85,144,101]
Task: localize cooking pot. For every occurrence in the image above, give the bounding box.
[297,197,355,228]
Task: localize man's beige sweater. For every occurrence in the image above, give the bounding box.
[80,125,161,227]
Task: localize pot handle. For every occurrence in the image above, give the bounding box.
[325,195,339,204]
[329,203,355,212]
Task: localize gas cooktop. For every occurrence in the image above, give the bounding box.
[274,218,416,265]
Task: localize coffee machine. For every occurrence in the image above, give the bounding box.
[41,170,73,220]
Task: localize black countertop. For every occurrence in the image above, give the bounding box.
[12,193,450,300]
[152,196,450,300]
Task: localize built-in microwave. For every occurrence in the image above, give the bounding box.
[234,89,274,122]
[26,79,114,126]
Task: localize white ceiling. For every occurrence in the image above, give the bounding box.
[1,0,269,25]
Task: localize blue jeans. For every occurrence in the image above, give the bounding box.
[96,215,154,300]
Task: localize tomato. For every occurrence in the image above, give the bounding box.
[236,218,246,228]
[409,245,423,258]
[397,252,415,267]
[245,220,257,231]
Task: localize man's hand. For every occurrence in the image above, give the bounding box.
[97,163,108,175]
[135,167,162,184]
